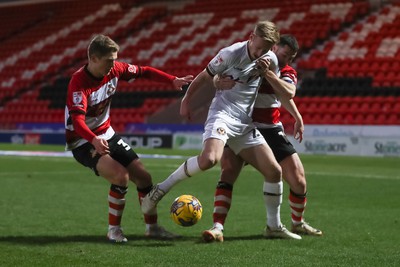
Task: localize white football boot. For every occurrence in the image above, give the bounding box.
[263,225,302,240]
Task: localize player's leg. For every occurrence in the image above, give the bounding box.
[141,137,225,214]
[238,143,283,226]
[125,158,179,239]
[203,146,244,242]
[95,155,130,242]
[260,127,322,236]
[158,137,225,192]
[72,140,130,243]
[92,136,137,243]
[280,154,322,236]
[159,138,225,192]
[106,136,178,239]
[232,130,300,239]
[239,143,300,239]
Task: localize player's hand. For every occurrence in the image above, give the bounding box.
[213,74,236,90]
[173,75,194,90]
[180,96,191,121]
[293,119,304,143]
[256,57,271,75]
[92,136,110,155]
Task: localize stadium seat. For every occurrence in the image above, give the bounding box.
[2,0,400,129]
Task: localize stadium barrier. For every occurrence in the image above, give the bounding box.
[1,124,399,157]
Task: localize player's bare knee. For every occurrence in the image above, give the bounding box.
[132,172,152,187]
[198,155,218,170]
[112,170,129,187]
[265,164,282,183]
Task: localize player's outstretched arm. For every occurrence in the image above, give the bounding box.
[173,75,194,90]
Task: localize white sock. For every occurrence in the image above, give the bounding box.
[263,181,283,229]
[158,156,202,193]
[213,222,224,231]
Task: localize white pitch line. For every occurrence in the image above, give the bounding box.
[0,150,188,159]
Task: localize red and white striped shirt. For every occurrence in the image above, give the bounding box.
[65,61,175,150]
[252,65,297,128]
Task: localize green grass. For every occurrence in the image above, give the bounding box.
[1,144,399,266]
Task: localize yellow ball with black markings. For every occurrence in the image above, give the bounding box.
[170,195,202,227]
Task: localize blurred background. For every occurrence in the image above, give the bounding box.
[0,0,399,156]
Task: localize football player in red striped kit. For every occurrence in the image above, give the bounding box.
[65,34,193,243]
[203,34,322,242]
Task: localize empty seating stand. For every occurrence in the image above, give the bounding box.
[0,0,399,131]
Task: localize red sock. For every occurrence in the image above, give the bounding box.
[138,186,157,224]
[289,190,307,225]
[108,185,127,227]
[213,182,233,226]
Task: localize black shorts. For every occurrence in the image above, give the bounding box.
[72,134,139,176]
[258,127,296,163]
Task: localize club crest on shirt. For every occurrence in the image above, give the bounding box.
[72,91,83,107]
[216,127,226,135]
[128,64,138,74]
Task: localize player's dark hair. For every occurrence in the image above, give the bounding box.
[88,34,119,58]
[279,34,299,53]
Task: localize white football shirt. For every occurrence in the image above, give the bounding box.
[206,41,278,123]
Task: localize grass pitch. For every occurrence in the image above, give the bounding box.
[0,144,399,266]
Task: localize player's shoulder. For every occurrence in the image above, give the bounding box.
[113,61,128,72]
[281,65,297,76]
[113,61,139,76]
[69,66,87,86]
[219,41,247,57]
[264,50,279,74]
[267,50,278,64]
[209,41,246,71]
[280,64,298,85]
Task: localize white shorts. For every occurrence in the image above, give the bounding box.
[203,111,266,154]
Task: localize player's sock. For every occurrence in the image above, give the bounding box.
[137,185,157,225]
[212,181,233,230]
[108,184,128,228]
[263,181,283,229]
[289,189,307,225]
[158,156,202,193]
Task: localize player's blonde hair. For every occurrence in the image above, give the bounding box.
[87,34,119,59]
[253,21,280,44]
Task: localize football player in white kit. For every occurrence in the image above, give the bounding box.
[141,21,301,240]
[203,35,322,242]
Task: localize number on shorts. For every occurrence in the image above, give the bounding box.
[117,139,131,151]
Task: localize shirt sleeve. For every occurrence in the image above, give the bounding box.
[66,77,87,115]
[139,66,176,84]
[206,47,232,76]
[117,61,176,84]
[71,113,96,142]
[280,65,298,86]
